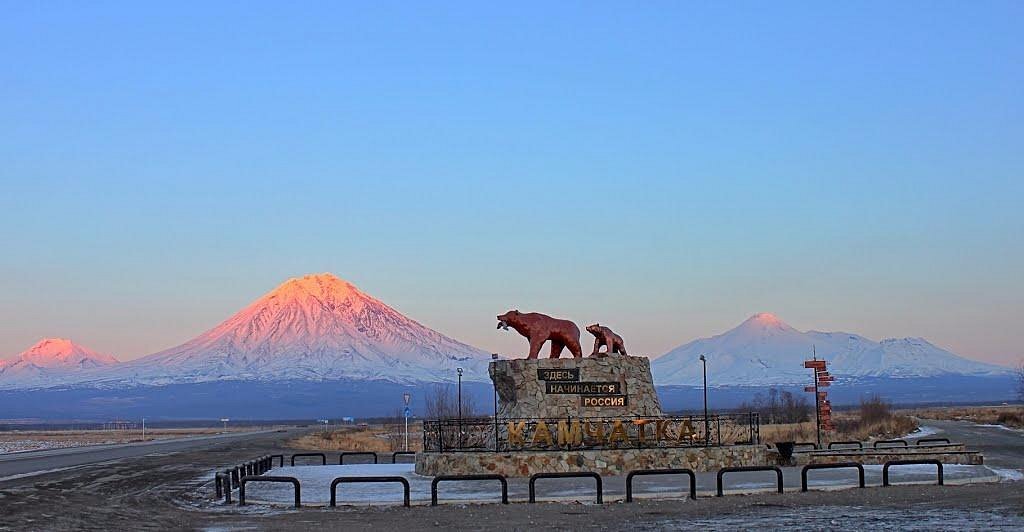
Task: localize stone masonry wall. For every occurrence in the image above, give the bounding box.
[416,445,765,477]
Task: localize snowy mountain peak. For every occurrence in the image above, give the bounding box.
[734,313,797,335]
[652,314,1011,386]
[32,273,494,389]
[272,273,359,302]
[14,338,118,367]
[0,338,119,388]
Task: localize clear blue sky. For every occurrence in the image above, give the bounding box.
[1,2,1022,366]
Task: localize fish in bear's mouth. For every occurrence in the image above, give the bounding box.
[496,320,509,330]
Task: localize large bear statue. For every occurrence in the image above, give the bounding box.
[497,310,583,359]
[586,323,627,357]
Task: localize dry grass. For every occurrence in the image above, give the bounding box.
[832,413,918,441]
[760,401,919,444]
[903,405,1024,429]
[289,424,423,452]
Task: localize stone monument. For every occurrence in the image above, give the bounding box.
[490,355,663,419]
[414,311,764,477]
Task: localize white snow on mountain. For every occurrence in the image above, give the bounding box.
[0,338,119,388]
[3,273,491,390]
[652,313,1011,386]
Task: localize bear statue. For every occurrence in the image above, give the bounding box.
[586,323,627,357]
[496,310,583,359]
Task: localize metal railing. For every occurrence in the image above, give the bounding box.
[716,466,783,496]
[431,474,508,505]
[883,459,943,486]
[330,476,410,507]
[240,476,301,507]
[801,463,865,492]
[339,452,378,465]
[625,468,697,501]
[423,413,759,452]
[291,453,327,466]
[529,472,602,504]
[392,451,416,463]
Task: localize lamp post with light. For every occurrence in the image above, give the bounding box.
[456,367,464,448]
[491,354,499,451]
[699,354,709,446]
[402,392,411,452]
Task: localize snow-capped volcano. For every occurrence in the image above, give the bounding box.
[0,338,119,387]
[84,273,492,387]
[652,313,1010,386]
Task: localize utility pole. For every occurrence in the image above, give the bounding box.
[141,417,146,441]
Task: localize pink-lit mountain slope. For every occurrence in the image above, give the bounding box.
[66,273,492,388]
[0,338,119,387]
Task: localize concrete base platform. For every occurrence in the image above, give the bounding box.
[786,445,983,466]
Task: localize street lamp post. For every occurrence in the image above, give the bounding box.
[402,392,411,452]
[699,355,708,446]
[491,354,500,451]
[457,367,464,448]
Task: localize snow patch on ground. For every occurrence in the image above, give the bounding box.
[243,464,434,504]
[988,467,1024,481]
[905,425,939,439]
[976,424,1024,435]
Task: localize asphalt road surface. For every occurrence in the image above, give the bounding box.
[912,418,1024,472]
[0,429,288,481]
[0,420,1019,531]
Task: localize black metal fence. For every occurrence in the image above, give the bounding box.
[422,413,759,452]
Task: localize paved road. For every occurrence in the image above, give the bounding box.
[0,428,301,482]
[911,418,1024,472]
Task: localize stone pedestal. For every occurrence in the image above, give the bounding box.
[489,355,663,419]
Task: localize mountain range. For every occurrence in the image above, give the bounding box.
[651,312,1010,386]
[0,274,491,390]
[0,274,1015,416]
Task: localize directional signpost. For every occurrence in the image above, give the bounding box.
[803,355,834,446]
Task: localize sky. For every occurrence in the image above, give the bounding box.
[1,2,1022,366]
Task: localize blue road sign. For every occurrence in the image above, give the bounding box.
[403,407,411,418]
